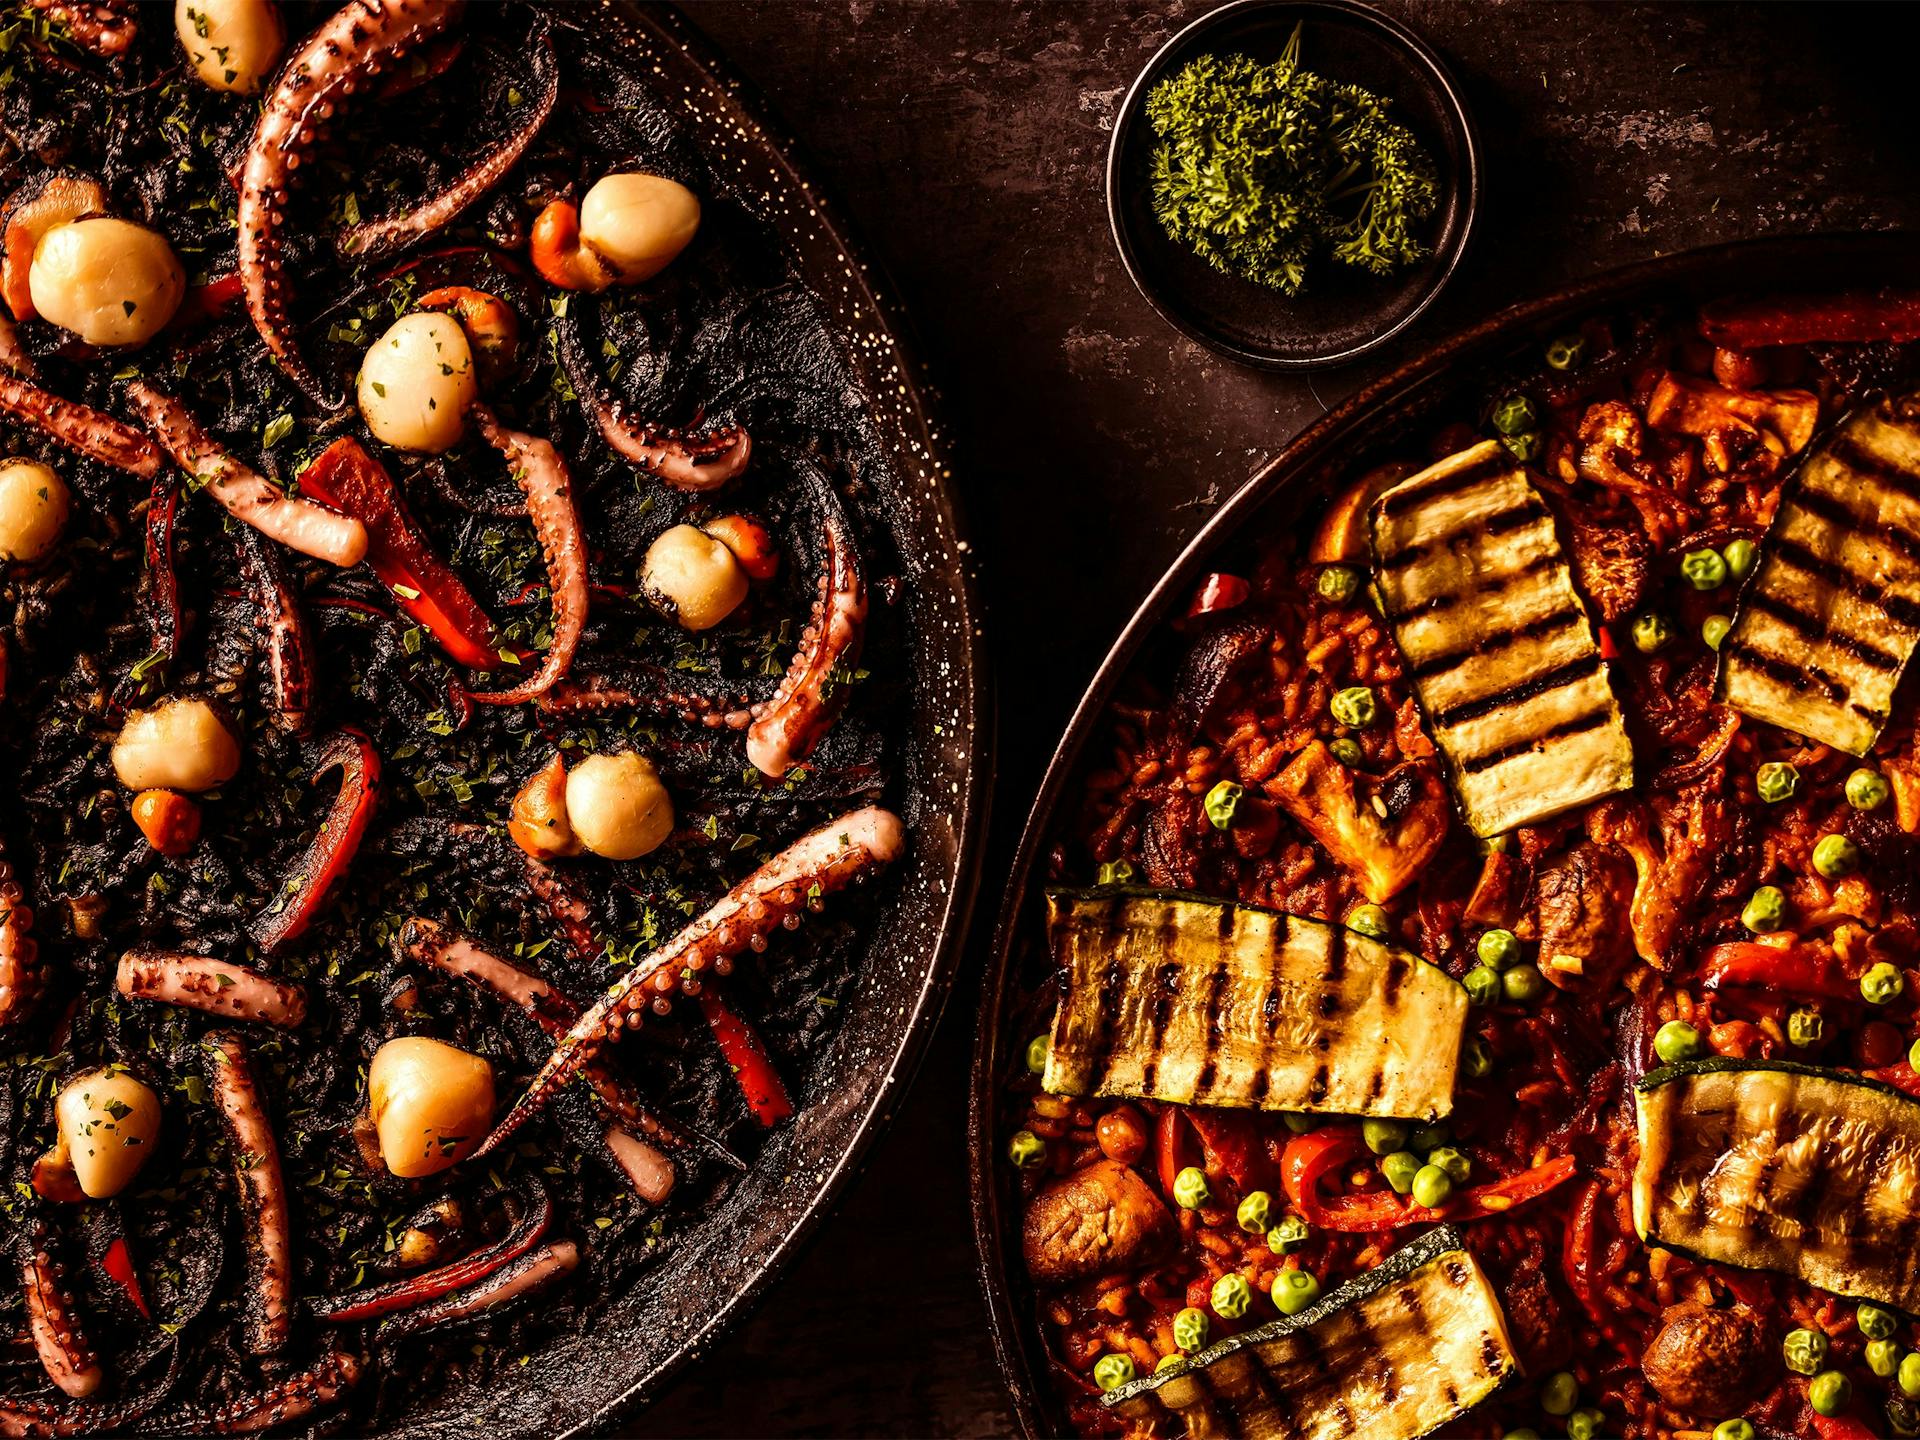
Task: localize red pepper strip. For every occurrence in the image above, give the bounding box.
[1701,290,1920,348]
[297,437,501,671]
[1280,1129,1367,1216]
[164,272,244,332]
[1184,1109,1269,1192]
[1157,1107,1206,1202]
[250,730,381,952]
[99,1237,150,1320]
[697,989,794,1127]
[312,1180,551,1324]
[1700,940,1860,1003]
[1182,572,1249,623]
[1561,1178,1644,1360]
[1284,1130,1576,1231]
[1868,1061,1920,1098]
[142,471,182,665]
[1811,1406,1880,1440]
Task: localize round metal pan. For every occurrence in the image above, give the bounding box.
[386,3,989,1435]
[967,231,1920,1439]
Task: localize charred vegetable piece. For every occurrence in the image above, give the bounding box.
[1369,441,1634,836]
[1268,742,1449,903]
[1100,1226,1518,1439]
[250,730,381,952]
[1634,1058,1920,1311]
[1717,391,1920,755]
[1042,888,1468,1121]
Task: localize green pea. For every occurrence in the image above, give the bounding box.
[1172,1166,1210,1210]
[1784,1326,1829,1376]
[1380,1150,1422,1194]
[1871,1339,1902,1378]
[1025,1034,1050,1073]
[1493,394,1539,435]
[1756,761,1800,803]
[1463,966,1501,1007]
[1203,779,1243,831]
[1008,1130,1046,1169]
[1631,611,1675,653]
[1209,1273,1252,1320]
[1848,768,1892,811]
[1346,904,1392,940]
[1154,1354,1187,1376]
[1272,1267,1320,1316]
[1567,1407,1606,1440]
[1282,1112,1319,1134]
[1703,614,1732,651]
[1329,737,1364,766]
[1863,962,1906,1006]
[1235,1190,1273,1234]
[1477,928,1521,971]
[1742,885,1787,934]
[1411,1164,1454,1209]
[1096,859,1135,886]
[1501,431,1545,463]
[1787,1007,1824,1048]
[1172,1306,1209,1353]
[1501,964,1547,1004]
[1860,1302,1899,1340]
[1462,1035,1494,1077]
[1317,565,1361,603]
[1362,1118,1410,1155]
[1682,547,1729,591]
[1428,1146,1472,1183]
[1809,1370,1851,1417]
[1545,334,1587,371]
[1654,1020,1705,1064]
[1814,833,1862,878]
[1724,537,1758,580]
[1408,1121,1450,1151]
[1330,685,1378,728]
[1267,1214,1311,1255]
[1092,1354,1135,1392]
[1540,1370,1579,1417]
[1713,1423,1757,1440]
[1902,1351,1920,1397]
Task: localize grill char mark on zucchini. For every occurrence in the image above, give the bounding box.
[1369,442,1634,837]
[1102,1227,1518,1440]
[1719,391,1920,754]
[1042,889,1466,1120]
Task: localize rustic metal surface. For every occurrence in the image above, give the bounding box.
[633,3,1919,1436]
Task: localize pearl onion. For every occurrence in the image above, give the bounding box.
[642,523,747,631]
[174,0,285,95]
[368,1037,495,1179]
[55,1068,162,1199]
[579,173,701,284]
[356,312,478,454]
[111,697,241,793]
[0,458,69,563]
[28,218,185,347]
[564,753,674,860]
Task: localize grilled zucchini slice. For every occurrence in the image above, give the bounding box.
[1042,888,1467,1121]
[1718,391,1920,755]
[1101,1225,1518,1440]
[1369,440,1634,837]
[1635,1057,1920,1310]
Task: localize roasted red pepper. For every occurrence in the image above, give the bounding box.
[1700,289,1920,348]
[1184,1108,1269,1192]
[1700,940,1859,1003]
[1560,1177,1646,1359]
[251,730,381,952]
[1182,572,1250,623]
[1282,1128,1576,1231]
[698,989,794,1127]
[98,1236,150,1320]
[1810,1406,1881,1440]
[164,271,245,332]
[297,437,500,670]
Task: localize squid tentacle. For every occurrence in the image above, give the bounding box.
[204,1032,293,1355]
[20,1229,100,1401]
[0,375,163,478]
[116,949,308,1029]
[234,525,319,733]
[0,856,41,1030]
[536,666,761,729]
[159,1348,361,1435]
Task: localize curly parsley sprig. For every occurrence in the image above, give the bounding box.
[1145,26,1439,294]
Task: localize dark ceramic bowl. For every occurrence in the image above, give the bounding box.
[968,231,1920,1439]
[389,4,990,1436]
[1106,0,1479,369]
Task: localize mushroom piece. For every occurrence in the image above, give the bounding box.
[1641,1303,1772,1414]
[368,1037,496,1179]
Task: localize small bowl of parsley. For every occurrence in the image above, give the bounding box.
[1107,0,1479,369]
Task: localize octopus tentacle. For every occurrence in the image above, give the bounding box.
[476,805,905,1156]
[20,1230,99,1401]
[0,1348,177,1439]
[24,0,136,58]
[746,463,868,778]
[377,1239,578,1339]
[204,1032,293,1355]
[463,405,586,704]
[239,0,467,405]
[0,375,162,478]
[126,384,368,567]
[0,856,41,1030]
[337,31,558,263]
[537,667,758,729]
[116,949,308,1029]
[234,525,318,733]
[162,1348,360,1435]
[558,312,751,491]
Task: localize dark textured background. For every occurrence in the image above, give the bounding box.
[633,3,1920,1434]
